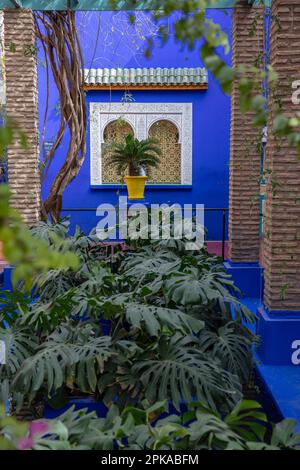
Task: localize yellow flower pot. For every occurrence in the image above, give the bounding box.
[124,176,147,200]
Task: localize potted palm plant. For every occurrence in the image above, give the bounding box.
[107,134,161,199]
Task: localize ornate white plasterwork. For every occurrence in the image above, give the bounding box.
[89,102,193,185]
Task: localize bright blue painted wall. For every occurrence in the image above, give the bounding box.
[38,10,232,240]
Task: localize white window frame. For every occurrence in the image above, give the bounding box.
[89,102,193,185]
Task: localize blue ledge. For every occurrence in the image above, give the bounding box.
[90,184,193,190]
[242,297,300,429]
[257,364,300,429]
[256,305,300,365]
[224,261,264,298]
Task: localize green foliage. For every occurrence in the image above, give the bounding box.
[0,220,258,413]
[0,186,78,290]
[271,418,300,449]
[0,123,79,290]
[0,114,283,449]
[132,334,242,411]
[30,219,70,244]
[0,325,36,405]
[106,133,161,176]
[18,290,76,333]
[0,290,30,328]
[3,399,297,451]
[0,213,297,450]
[164,267,234,305]
[0,119,28,158]
[0,405,28,450]
[124,302,204,337]
[198,321,254,381]
[1,398,299,450]
[12,323,113,400]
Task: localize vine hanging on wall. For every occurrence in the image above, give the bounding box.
[34,10,87,223]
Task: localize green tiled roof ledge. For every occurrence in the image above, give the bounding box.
[83,67,208,87]
[0,0,272,10]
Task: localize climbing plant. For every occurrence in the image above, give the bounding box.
[34,10,87,223]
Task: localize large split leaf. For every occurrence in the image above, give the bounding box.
[164,267,233,306]
[12,324,113,398]
[198,322,254,381]
[133,335,242,411]
[125,302,204,336]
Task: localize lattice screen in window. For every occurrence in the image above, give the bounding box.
[90,102,192,186]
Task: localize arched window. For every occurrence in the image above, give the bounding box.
[148,120,181,184]
[90,103,192,186]
[102,119,134,184]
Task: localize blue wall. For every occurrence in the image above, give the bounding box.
[38,10,232,240]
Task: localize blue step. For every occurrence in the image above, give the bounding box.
[242,297,300,429]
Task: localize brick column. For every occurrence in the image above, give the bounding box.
[229,1,264,262]
[263,0,300,311]
[4,9,40,225]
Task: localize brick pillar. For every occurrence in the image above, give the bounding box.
[229,1,264,262]
[263,0,300,311]
[4,9,40,225]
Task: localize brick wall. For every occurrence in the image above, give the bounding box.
[229,1,264,262]
[264,0,300,311]
[4,9,40,225]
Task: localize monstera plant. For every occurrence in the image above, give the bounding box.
[0,219,258,418]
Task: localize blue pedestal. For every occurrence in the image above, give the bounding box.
[257,306,300,365]
[224,261,263,298]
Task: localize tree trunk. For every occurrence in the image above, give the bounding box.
[35,11,87,223]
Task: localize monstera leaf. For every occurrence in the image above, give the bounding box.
[0,325,37,404]
[121,247,180,280]
[30,219,70,244]
[124,303,204,337]
[164,267,255,324]
[0,325,36,399]
[198,322,254,381]
[35,268,76,300]
[132,335,242,411]
[19,290,75,333]
[164,267,231,306]
[0,326,37,375]
[12,323,113,398]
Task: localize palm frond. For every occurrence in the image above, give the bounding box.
[106,133,161,176]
